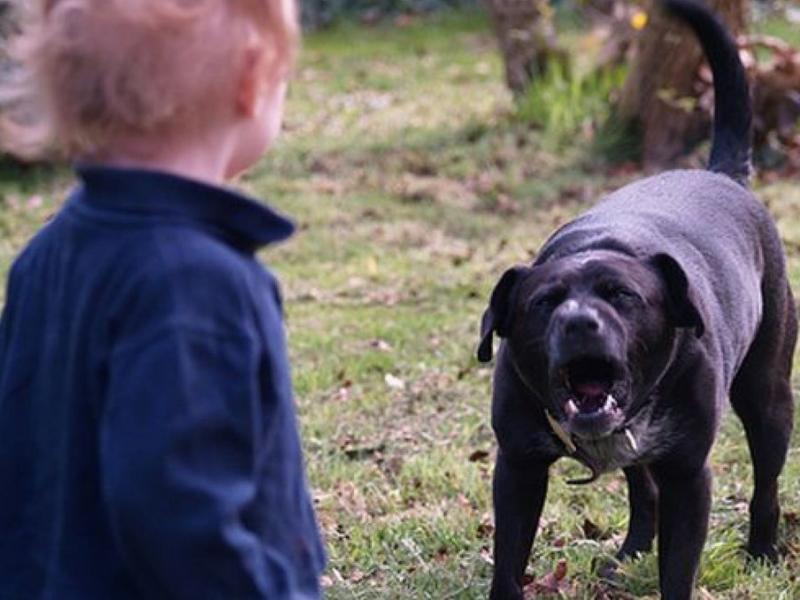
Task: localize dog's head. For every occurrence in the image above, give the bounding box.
[478,250,704,441]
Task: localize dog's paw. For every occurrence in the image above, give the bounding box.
[488,584,524,600]
[745,543,779,564]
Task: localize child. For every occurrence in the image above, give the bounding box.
[0,1,325,598]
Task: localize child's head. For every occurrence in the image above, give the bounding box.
[1,0,298,177]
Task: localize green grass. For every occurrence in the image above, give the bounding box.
[1,9,800,599]
[517,65,628,148]
[753,13,800,47]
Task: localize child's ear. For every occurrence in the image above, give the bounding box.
[235,45,267,117]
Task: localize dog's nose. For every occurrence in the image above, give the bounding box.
[564,312,602,337]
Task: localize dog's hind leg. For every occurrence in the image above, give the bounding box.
[730,283,797,561]
[598,465,658,579]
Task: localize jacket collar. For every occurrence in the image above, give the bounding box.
[74,164,295,252]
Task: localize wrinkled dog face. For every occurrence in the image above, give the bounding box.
[479,250,704,441]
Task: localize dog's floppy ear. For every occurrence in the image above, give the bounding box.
[477,266,530,363]
[649,253,705,338]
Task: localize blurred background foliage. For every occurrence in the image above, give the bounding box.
[310,0,800,173]
[1,0,799,171]
[301,0,478,28]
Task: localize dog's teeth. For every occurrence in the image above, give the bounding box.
[565,399,578,417]
[606,395,618,411]
[625,428,639,452]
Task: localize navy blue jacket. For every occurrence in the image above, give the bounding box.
[0,166,325,599]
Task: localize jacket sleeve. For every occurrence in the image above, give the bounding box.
[99,322,275,598]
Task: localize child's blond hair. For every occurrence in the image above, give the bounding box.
[0,0,298,160]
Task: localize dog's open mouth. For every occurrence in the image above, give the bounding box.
[558,357,625,438]
[562,357,618,416]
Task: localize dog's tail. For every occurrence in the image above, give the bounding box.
[664,0,752,185]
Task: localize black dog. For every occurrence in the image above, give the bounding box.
[477,1,797,598]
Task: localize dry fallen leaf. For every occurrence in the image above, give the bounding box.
[476,513,495,538]
[348,569,366,584]
[525,559,571,597]
[582,518,607,541]
[370,339,393,352]
[384,373,406,390]
[468,449,490,463]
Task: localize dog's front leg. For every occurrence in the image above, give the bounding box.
[652,464,712,600]
[619,465,659,559]
[490,451,552,600]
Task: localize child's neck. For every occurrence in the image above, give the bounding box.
[87,131,236,186]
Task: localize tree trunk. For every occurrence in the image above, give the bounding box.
[482,0,564,96]
[0,2,11,40]
[619,0,748,167]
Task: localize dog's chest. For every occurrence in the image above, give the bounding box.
[574,420,669,474]
[576,435,636,474]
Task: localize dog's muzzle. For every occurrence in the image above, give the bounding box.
[549,309,628,439]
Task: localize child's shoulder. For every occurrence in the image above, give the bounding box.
[134,227,278,307]
[66,165,292,290]
[7,166,294,340]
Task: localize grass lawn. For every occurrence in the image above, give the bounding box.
[1,8,799,599]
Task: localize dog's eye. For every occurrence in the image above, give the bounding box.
[531,290,566,311]
[600,285,640,305]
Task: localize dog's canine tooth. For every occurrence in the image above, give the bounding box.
[606,395,618,411]
[565,399,579,417]
[624,428,639,453]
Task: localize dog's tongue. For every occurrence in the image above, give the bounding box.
[574,382,606,399]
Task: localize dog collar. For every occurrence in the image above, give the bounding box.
[545,410,578,454]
